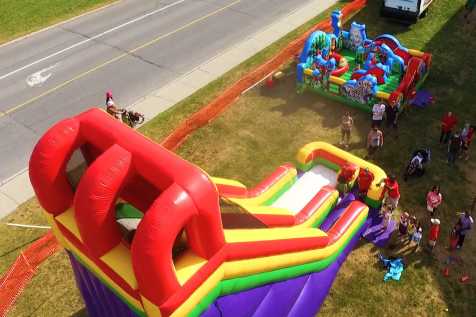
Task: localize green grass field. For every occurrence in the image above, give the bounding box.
[0,0,116,44]
[1,0,476,316]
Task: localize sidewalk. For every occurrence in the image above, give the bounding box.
[0,0,337,219]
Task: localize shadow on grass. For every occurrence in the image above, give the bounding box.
[71,308,88,317]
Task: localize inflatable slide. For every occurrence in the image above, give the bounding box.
[29,109,386,317]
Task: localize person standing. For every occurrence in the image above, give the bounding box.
[447,133,462,165]
[460,123,474,161]
[426,185,443,217]
[357,167,374,199]
[372,100,386,127]
[428,218,441,251]
[340,111,354,148]
[385,104,398,135]
[456,211,473,249]
[378,175,400,211]
[366,126,384,159]
[440,112,457,144]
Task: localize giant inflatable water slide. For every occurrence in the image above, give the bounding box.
[29,109,386,317]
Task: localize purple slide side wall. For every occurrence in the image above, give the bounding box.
[68,252,140,317]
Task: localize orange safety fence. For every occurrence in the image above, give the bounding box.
[0,231,60,317]
[161,0,367,151]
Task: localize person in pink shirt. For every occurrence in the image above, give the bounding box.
[426,185,443,217]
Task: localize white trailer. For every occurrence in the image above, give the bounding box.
[381,0,435,22]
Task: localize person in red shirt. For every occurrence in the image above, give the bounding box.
[337,163,357,194]
[378,174,400,211]
[357,167,374,199]
[428,218,440,251]
[439,111,457,144]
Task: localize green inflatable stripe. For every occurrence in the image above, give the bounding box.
[298,159,340,173]
[263,176,297,206]
[115,203,144,219]
[189,215,366,316]
[310,198,337,228]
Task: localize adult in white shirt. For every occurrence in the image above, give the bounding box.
[372,101,386,127]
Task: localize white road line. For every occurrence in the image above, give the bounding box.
[0,0,186,81]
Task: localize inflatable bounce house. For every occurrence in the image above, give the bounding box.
[297,10,432,112]
[29,109,387,317]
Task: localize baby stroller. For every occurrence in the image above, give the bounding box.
[404,148,431,181]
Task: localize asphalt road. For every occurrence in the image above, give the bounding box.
[0,0,318,183]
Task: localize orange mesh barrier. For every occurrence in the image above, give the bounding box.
[0,231,60,317]
[161,0,367,150]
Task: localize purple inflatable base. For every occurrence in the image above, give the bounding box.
[363,210,396,248]
[68,251,139,317]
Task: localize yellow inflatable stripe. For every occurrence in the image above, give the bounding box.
[100,243,138,289]
[304,68,313,76]
[171,266,225,317]
[175,250,207,285]
[223,209,368,279]
[376,91,390,99]
[211,177,246,189]
[55,208,83,242]
[230,169,296,206]
[224,227,327,243]
[235,204,291,216]
[294,190,339,229]
[329,76,346,85]
[408,49,424,57]
[141,296,162,317]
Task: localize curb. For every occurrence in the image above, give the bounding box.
[0,0,339,219]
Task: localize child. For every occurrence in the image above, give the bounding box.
[428,218,441,251]
[398,212,409,241]
[411,226,423,251]
[449,225,459,251]
[382,204,393,231]
[406,216,417,243]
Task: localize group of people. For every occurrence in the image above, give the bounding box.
[440,111,474,164]
[376,178,473,252]
[339,100,396,158]
[339,106,475,254]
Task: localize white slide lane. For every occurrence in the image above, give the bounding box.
[272,165,337,215]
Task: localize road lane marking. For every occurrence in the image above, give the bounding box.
[26,63,59,87]
[0,0,186,81]
[0,0,241,118]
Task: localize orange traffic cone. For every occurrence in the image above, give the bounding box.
[442,267,450,277]
[460,274,470,283]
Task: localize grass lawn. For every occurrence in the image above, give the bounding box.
[0,0,116,44]
[1,0,476,316]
